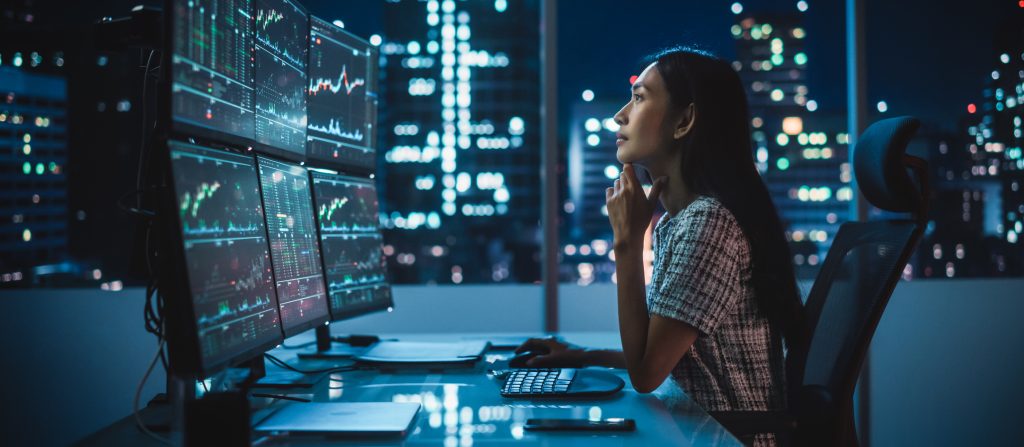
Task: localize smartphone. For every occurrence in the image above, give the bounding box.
[523,418,636,432]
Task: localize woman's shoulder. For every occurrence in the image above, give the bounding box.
[656,196,745,248]
[678,196,741,231]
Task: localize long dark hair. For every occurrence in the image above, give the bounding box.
[647,46,804,351]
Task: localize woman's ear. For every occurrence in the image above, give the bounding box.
[673,103,696,140]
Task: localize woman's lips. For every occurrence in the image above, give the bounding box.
[616,133,627,146]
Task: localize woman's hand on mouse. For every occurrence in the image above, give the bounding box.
[606,164,666,251]
[514,337,587,368]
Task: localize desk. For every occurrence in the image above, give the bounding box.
[76,332,741,446]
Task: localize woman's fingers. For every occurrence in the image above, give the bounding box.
[621,163,635,188]
[606,187,614,201]
[527,351,582,368]
[515,338,546,353]
[525,354,555,367]
[515,337,561,354]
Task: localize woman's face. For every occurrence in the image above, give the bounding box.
[612,62,680,167]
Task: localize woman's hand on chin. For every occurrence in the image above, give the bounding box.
[606,163,666,251]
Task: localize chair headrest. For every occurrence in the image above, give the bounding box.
[852,116,922,212]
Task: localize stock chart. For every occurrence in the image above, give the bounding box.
[253,0,308,157]
[169,141,282,368]
[171,0,255,139]
[256,156,329,334]
[306,16,378,170]
[310,171,391,317]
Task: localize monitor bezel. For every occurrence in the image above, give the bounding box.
[308,169,394,322]
[254,154,332,337]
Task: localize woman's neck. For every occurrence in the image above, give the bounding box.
[641,159,697,217]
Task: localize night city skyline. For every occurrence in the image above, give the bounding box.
[0,0,1021,287]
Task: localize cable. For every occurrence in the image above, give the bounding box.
[133,335,171,445]
[279,340,317,350]
[330,335,398,346]
[263,354,360,375]
[251,393,312,403]
[137,49,155,210]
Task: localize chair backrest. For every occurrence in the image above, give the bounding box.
[786,116,927,446]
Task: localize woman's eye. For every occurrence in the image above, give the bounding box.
[633,94,642,102]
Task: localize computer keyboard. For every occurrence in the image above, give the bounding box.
[500,368,576,397]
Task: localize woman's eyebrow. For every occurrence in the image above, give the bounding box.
[631,82,645,92]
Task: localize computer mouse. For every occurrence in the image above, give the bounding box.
[509,348,548,368]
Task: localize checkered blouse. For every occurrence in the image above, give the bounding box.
[647,195,787,415]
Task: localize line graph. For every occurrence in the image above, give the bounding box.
[312,174,379,234]
[306,16,378,168]
[255,8,284,30]
[169,141,282,367]
[329,283,391,315]
[308,118,364,142]
[253,0,308,156]
[321,234,388,288]
[171,143,267,241]
[319,197,349,221]
[309,64,366,96]
[180,181,221,218]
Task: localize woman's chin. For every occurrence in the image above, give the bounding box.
[615,147,636,164]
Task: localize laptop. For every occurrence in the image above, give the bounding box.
[254,402,421,437]
[355,340,490,364]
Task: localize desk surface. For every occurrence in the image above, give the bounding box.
[76,332,741,446]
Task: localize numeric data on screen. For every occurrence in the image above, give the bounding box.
[257,156,329,333]
[171,0,256,139]
[253,0,308,156]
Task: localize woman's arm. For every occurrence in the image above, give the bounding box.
[614,240,699,392]
[608,165,699,393]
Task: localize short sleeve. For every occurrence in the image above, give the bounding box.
[648,202,748,335]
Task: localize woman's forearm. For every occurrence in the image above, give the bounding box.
[583,349,627,368]
[613,241,651,379]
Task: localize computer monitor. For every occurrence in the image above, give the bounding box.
[253,0,309,159]
[306,15,379,171]
[255,156,330,336]
[165,140,283,376]
[310,171,393,320]
[170,0,256,143]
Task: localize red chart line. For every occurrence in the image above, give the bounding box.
[310,64,366,96]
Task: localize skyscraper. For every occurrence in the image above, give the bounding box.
[918,18,1023,278]
[731,7,851,278]
[377,0,541,284]
[0,59,68,286]
[563,99,630,285]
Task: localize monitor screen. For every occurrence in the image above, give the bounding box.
[170,0,256,140]
[256,156,330,335]
[306,16,379,170]
[253,0,308,158]
[310,171,392,319]
[168,141,282,371]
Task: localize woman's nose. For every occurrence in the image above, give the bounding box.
[613,106,627,126]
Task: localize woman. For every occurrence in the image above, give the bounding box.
[516,46,804,436]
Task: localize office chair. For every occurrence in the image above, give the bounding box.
[709,116,928,446]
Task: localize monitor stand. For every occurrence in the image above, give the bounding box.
[296,325,364,359]
[248,356,317,389]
